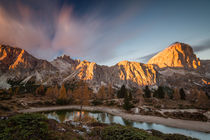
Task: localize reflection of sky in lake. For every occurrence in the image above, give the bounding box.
[43,110,210,140]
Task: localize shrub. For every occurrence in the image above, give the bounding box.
[0,104,11,111]
[91,99,103,106]
[144,86,151,98]
[106,100,116,106]
[150,129,198,140]
[117,85,127,98]
[0,92,12,100]
[101,124,161,140]
[56,98,71,105]
[154,86,165,99]
[179,88,186,100]
[0,113,49,140]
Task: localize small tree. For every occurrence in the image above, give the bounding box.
[67,89,73,98]
[123,92,133,111]
[135,89,144,106]
[56,84,69,105]
[54,85,59,98]
[35,85,45,96]
[107,83,114,99]
[173,87,180,100]
[143,86,151,98]
[97,85,106,100]
[45,87,53,98]
[196,89,209,107]
[117,85,127,98]
[179,88,186,100]
[154,86,165,99]
[59,84,67,100]
[74,82,91,120]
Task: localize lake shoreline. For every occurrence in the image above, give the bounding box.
[18,105,210,133]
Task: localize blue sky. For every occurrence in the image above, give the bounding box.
[0,0,210,65]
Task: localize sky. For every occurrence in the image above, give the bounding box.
[0,0,210,66]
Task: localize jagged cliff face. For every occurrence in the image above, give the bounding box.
[0,45,56,73]
[0,43,209,90]
[0,45,57,88]
[115,61,157,86]
[148,42,201,69]
[52,59,157,88]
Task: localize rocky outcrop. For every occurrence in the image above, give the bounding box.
[1,43,209,90]
[0,44,56,73]
[60,60,157,88]
[0,45,57,87]
[148,42,201,69]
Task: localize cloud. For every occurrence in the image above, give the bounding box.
[0,1,146,64]
[136,39,210,63]
[0,6,53,58]
[192,39,210,53]
[135,52,159,63]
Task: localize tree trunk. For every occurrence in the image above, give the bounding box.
[79,105,83,120]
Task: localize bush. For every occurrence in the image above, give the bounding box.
[179,88,186,100]
[154,86,165,99]
[117,85,127,98]
[0,92,12,100]
[0,104,11,111]
[0,113,49,140]
[144,86,151,98]
[101,124,160,140]
[106,100,116,106]
[150,129,198,140]
[56,98,71,105]
[91,99,103,106]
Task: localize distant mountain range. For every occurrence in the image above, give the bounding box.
[0,42,209,91]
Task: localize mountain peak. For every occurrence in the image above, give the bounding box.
[148,42,201,69]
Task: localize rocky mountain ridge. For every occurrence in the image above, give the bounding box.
[148,42,201,69]
[0,42,209,90]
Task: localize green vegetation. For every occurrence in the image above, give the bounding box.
[144,86,151,98]
[154,86,165,99]
[117,85,127,98]
[0,113,49,140]
[150,129,198,140]
[0,113,199,140]
[162,86,174,99]
[101,124,161,140]
[179,88,186,100]
[123,92,133,111]
[91,99,103,106]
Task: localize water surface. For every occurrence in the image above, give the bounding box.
[43,110,210,140]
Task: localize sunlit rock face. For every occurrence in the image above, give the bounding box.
[1,43,209,90]
[57,59,157,88]
[75,60,96,80]
[148,42,201,69]
[0,44,56,72]
[0,45,57,87]
[115,61,157,86]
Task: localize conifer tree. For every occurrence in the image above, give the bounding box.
[45,87,53,97]
[179,88,186,100]
[59,84,67,100]
[107,83,114,99]
[173,87,180,100]
[35,85,45,96]
[154,86,165,99]
[97,85,106,100]
[117,85,127,98]
[73,82,91,119]
[54,85,59,98]
[144,86,151,98]
[123,91,133,111]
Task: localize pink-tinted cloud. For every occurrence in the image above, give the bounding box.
[0,2,144,64]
